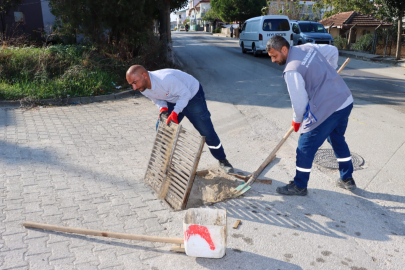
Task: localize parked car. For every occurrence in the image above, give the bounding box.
[291,21,334,46]
[239,15,294,57]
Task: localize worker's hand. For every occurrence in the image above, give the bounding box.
[159,107,169,121]
[292,121,301,132]
[167,112,179,125]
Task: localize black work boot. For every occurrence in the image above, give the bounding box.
[219,159,234,174]
[336,177,356,191]
[276,181,308,196]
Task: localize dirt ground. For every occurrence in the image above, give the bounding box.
[375,44,405,57]
[186,168,245,208]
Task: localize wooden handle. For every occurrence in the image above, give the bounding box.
[246,126,294,185]
[23,222,184,244]
[337,58,350,74]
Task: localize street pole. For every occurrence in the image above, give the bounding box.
[395,11,403,60]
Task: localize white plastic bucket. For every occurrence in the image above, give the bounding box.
[183,208,227,258]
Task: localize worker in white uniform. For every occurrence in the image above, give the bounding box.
[126,65,234,173]
[266,36,355,196]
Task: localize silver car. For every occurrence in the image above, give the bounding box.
[291,21,334,46]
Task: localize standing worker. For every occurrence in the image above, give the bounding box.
[230,25,234,38]
[265,36,355,196]
[126,65,234,173]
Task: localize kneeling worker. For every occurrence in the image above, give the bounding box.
[266,36,356,196]
[126,65,234,173]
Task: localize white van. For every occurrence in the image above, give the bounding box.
[239,15,293,56]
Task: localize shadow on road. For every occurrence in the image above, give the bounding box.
[208,178,405,242]
[26,227,302,270]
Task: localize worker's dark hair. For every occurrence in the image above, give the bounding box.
[265,35,290,52]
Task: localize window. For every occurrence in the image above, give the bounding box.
[292,24,300,34]
[262,19,290,31]
[14,12,24,23]
[246,22,252,32]
[298,23,326,33]
[316,24,327,33]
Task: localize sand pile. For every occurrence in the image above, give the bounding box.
[186,168,245,208]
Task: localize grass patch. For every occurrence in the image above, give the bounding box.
[0,44,129,100]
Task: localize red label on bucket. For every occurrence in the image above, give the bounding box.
[185,225,216,250]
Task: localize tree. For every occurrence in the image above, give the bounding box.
[264,0,306,20]
[211,0,267,25]
[318,0,375,19]
[0,0,22,37]
[49,0,161,44]
[48,0,187,61]
[202,8,218,24]
[380,0,405,59]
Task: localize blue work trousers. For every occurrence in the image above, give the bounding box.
[294,103,354,188]
[157,85,226,161]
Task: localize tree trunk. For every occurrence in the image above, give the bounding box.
[71,28,76,44]
[0,13,6,38]
[396,11,403,60]
[158,0,171,62]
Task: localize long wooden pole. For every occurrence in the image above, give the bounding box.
[337,58,351,74]
[23,222,184,245]
[246,126,294,186]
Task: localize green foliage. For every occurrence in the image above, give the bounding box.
[0,36,170,100]
[267,0,311,20]
[318,0,375,19]
[48,0,188,48]
[202,9,218,23]
[213,27,222,33]
[379,0,404,59]
[0,45,125,100]
[211,0,267,23]
[334,36,348,50]
[380,0,405,18]
[49,0,153,45]
[351,33,373,51]
[0,0,22,35]
[0,0,21,14]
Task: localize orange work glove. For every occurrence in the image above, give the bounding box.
[167,112,179,125]
[159,107,169,121]
[292,121,301,132]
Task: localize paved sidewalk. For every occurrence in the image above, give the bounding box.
[339,50,405,67]
[0,97,185,269]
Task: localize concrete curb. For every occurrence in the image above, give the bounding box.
[0,89,141,108]
[339,50,405,67]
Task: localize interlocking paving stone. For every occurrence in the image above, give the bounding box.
[26,252,52,270]
[0,98,180,269]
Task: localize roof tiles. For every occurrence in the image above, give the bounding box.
[319,11,392,28]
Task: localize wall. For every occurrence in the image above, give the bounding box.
[329,28,340,38]
[40,0,55,34]
[355,27,375,40]
[221,27,239,38]
[0,0,46,40]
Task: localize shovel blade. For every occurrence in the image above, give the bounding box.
[231,185,251,198]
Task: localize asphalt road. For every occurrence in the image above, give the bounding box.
[172,32,405,114]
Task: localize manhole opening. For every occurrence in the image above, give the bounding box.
[313,149,364,171]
